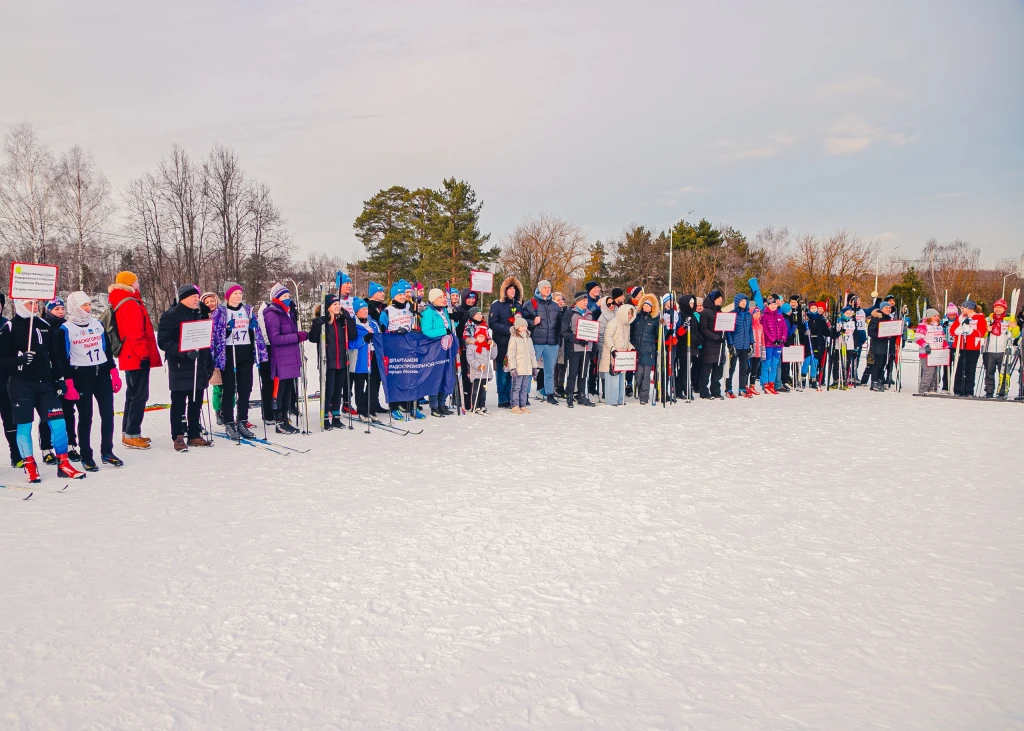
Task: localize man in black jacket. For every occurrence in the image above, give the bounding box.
[0,293,24,467]
[157,285,215,451]
[698,290,727,399]
[488,276,523,408]
[521,279,562,404]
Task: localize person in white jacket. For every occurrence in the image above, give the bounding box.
[506,316,538,414]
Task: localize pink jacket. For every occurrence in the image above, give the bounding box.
[751,318,765,358]
[760,308,789,347]
[915,323,947,359]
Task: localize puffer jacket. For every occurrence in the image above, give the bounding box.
[521,290,563,346]
[760,306,789,347]
[464,322,496,379]
[867,310,894,356]
[599,304,636,373]
[984,313,1019,353]
[263,301,304,379]
[156,300,215,392]
[505,330,537,375]
[487,275,523,359]
[596,298,617,355]
[107,283,162,370]
[631,294,660,367]
[726,292,754,351]
[420,304,453,339]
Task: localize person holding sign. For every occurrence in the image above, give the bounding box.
[599,303,636,406]
[865,300,896,391]
[630,294,660,404]
[914,308,948,394]
[38,297,81,463]
[0,293,25,467]
[157,285,215,451]
[0,299,86,483]
[561,292,597,408]
[725,292,754,398]
[697,290,726,399]
[55,292,124,471]
[211,283,269,439]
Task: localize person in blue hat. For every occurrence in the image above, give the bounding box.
[367,282,386,325]
[348,297,382,418]
[338,272,355,318]
[379,282,424,420]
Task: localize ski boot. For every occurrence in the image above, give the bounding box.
[323,418,333,431]
[23,456,41,484]
[57,455,86,480]
[276,421,300,435]
[411,409,427,420]
[42,449,57,466]
[101,454,124,467]
[81,457,100,472]
[726,391,736,399]
[226,422,242,439]
[331,415,344,429]
[67,446,81,462]
[238,423,256,439]
[391,409,406,421]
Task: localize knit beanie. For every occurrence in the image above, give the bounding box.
[513,316,528,331]
[585,281,600,296]
[178,284,201,301]
[323,293,339,309]
[467,306,480,319]
[368,281,384,299]
[923,308,939,319]
[46,296,65,312]
[574,291,588,304]
[611,287,624,300]
[428,288,445,304]
[115,271,138,287]
[946,302,958,318]
[270,283,290,301]
[961,299,976,310]
[389,282,404,300]
[353,297,368,314]
[994,298,1008,311]
[224,281,243,300]
[537,279,552,291]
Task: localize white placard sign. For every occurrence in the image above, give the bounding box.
[9,262,58,300]
[179,320,214,352]
[574,318,600,343]
[714,312,737,332]
[926,349,950,367]
[469,270,494,294]
[782,345,805,363]
[877,320,903,338]
[613,350,637,372]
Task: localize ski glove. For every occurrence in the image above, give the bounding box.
[924,345,932,354]
[16,351,35,366]
[363,333,373,343]
[55,379,67,398]
[64,379,80,401]
[394,327,411,335]
[532,368,539,378]
[110,369,123,394]
[186,350,199,360]
[297,331,308,342]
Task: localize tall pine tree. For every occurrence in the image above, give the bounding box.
[353,186,416,286]
[415,178,496,286]
[582,241,611,285]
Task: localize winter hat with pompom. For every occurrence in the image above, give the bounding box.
[946,302,958,318]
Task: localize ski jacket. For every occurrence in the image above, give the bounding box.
[630,295,661,367]
[698,291,727,364]
[464,322,496,380]
[751,316,765,358]
[726,293,754,351]
[599,304,636,373]
[521,291,563,346]
[983,314,1019,353]
[262,301,304,380]
[505,330,538,375]
[348,318,381,374]
[806,312,830,350]
[420,304,453,339]
[310,311,356,371]
[596,299,617,355]
[760,307,789,347]
[915,323,948,359]
[0,314,63,382]
[950,313,987,351]
[452,288,478,341]
[156,301,215,392]
[107,283,162,370]
[487,276,523,357]
[211,303,268,369]
[853,308,868,346]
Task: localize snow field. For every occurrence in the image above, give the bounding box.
[1,350,1022,730]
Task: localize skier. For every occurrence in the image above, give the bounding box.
[749,306,764,393]
[420,288,456,417]
[38,297,80,463]
[350,297,381,420]
[630,294,660,404]
[675,295,698,399]
[760,296,788,394]
[55,291,124,470]
[849,293,868,385]
[202,292,227,425]
[506,316,539,413]
[805,301,830,389]
[0,293,23,467]
[380,282,424,421]
[211,283,268,439]
[337,272,356,317]
[157,285,215,451]
[453,288,479,407]
[261,283,308,434]
[552,292,569,398]
[107,271,162,449]
[725,292,753,397]
[309,292,357,429]
[366,281,387,324]
[831,305,857,388]
[0,298,87,482]
[950,300,987,397]
[982,298,1018,398]
[914,308,947,394]
[563,292,597,408]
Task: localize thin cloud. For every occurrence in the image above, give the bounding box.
[824,119,918,155]
[819,76,908,101]
[675,186,703,193]
[920,192,968,201]
[720,133,796,160]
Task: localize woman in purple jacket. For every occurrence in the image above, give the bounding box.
[261,283,308,434]
[759,296,789,394]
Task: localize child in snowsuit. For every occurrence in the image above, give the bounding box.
[915,308,947,394]
[749,306,764,393]
[463,308,495,412]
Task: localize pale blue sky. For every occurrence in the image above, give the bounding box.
[2,0,1022,264]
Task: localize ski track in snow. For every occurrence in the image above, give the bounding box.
[1,357,1022,730]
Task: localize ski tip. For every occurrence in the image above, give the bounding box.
[23,492,33,500]
[59,484,69,491]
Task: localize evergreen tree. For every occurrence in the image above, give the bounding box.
[887,267,928,318]
[610,226,666,291]
[582,240,611,285]
[353,186,416,286]
[670,217,723,251]
[415,178,496,286]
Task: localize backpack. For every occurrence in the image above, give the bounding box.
[99,297,135,357]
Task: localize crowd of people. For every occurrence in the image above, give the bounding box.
[0,269,1020,485]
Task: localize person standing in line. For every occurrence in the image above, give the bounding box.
[107,271,162,449]
[157,285,215,451]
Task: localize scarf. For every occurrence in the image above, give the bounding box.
[66,291,93,326]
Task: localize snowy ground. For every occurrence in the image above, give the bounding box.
[2,350,1022,730]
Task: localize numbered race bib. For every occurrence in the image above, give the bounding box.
[228,308,251,346]
[64,321,106,367]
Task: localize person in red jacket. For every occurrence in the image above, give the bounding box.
[107,271,162,449]
[951,299,987,396]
